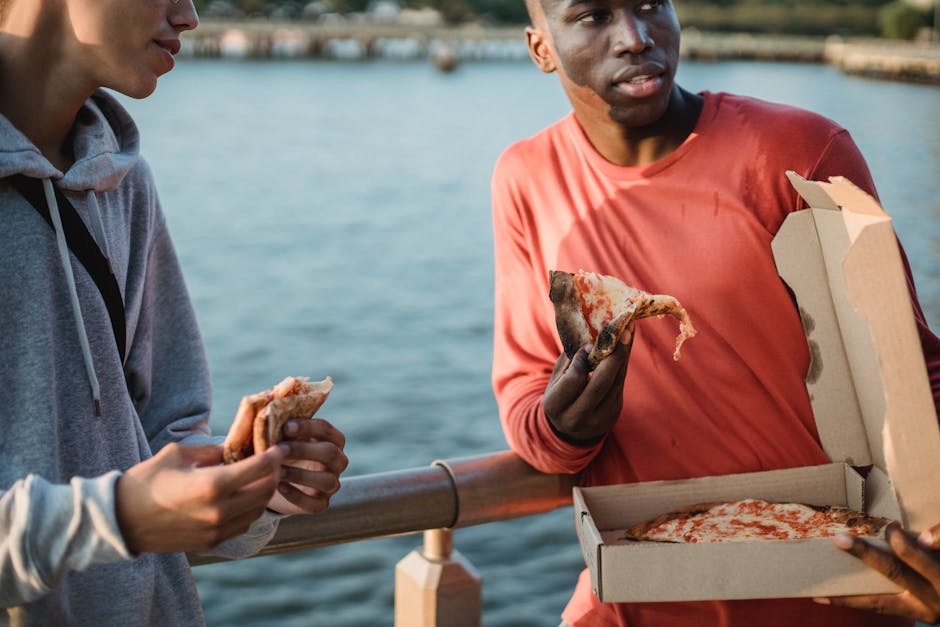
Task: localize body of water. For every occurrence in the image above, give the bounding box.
[116,58,939,626]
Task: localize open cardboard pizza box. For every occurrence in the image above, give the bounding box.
[573,171,940,602]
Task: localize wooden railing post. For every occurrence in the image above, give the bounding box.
[394,528,482,627]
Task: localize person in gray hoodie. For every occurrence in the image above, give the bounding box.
[0,0,349,624]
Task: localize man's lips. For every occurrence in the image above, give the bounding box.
[611,63,666,87]
[155,39,181,55]
[610,63,667,98]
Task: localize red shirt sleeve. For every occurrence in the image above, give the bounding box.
[490,145,605,475]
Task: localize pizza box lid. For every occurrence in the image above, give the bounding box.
[773,171,940,530]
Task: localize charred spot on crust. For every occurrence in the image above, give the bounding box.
[549,270,593,361]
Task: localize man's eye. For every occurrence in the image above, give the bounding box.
[577,10,611,23]
[638,0,664,11]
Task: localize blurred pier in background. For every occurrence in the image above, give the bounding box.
[180,20,940,83]
[180,20,529,65]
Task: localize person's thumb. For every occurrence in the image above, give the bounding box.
[545,344,591,415]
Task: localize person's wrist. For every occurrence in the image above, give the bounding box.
[113,474,143,555]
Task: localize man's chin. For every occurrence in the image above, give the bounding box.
[606,102,669,128]
[605,85,677,128]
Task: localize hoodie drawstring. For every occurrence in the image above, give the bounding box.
[86,191,114,275]
[42,178,102,416]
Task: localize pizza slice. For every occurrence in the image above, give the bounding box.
[621,499,892,544]
[222,375,333,464]
[549,269,696,369]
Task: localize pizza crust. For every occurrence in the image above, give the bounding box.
[223,376,333,464]
[549,270,594,362]
[549,269,696,369]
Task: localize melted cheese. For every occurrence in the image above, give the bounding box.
[642,499,876,543]
[574,270,642,335]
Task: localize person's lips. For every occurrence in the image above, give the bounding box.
[153,39,180,72]
[611,64,667,98]
[155,39,181,55]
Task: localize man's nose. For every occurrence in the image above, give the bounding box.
[611,13,654,56]
[170,0,200,33]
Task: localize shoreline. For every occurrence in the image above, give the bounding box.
[180,20,940,85]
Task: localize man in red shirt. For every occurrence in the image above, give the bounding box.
[490,1,940,625]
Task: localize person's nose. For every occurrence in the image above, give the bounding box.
[611,13,653,56]
[170,0,200,33]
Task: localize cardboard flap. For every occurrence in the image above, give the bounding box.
[866,466,902,522]
[774,177,871,466]
[782,172,940,529]
[573,488,603,596]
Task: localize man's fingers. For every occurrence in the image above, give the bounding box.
[835,532,912,586]
[212,445,285,495]
[550,351,572,380]
[886,525,940,597]
[221,470,282,519]
[271,482,331,516]
[281,441,349,475]
[589,338,630,391]
[282,418,347,449]
[834,529,939,607]
[545,345,592,413]
[280,464,341,496]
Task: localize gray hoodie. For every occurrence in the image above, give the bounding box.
[0,90,277,625]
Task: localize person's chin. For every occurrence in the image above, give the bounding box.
[115,76,160,100]
[606,100,670,128]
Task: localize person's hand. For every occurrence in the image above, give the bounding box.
[115,443,286,554]
[814,521,940,623]
[543,323,634,443]
[265,417,348,516]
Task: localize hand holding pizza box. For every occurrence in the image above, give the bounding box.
[571,173,940,603]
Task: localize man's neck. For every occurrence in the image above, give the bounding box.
[576,87,704,168]
[0,20,90,172]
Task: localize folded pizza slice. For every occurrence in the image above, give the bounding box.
[222,375,334,464]
[549,269,696,369]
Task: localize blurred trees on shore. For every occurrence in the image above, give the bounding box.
[193,0,936,39]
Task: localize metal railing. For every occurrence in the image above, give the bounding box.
[190,450,577,566]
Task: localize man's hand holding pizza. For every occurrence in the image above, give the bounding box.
[543,325,634,444]
[544,269,695,444]
[220,376,349,517]
[815,521,940,623]
[266,416,348,516]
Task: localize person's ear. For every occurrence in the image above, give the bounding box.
[526,26,556,74]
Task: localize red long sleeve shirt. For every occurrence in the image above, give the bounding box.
[490,92,940,627]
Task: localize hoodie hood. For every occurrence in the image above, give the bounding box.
[0,89,140,191]
[1,89,140,416]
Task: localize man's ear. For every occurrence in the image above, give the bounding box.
[526,26,557,74]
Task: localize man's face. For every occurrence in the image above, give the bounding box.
[529,0,682,128]
[65,0,199,99]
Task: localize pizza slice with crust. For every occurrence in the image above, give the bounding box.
[549,269,696,369]
[222,375,333,464]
